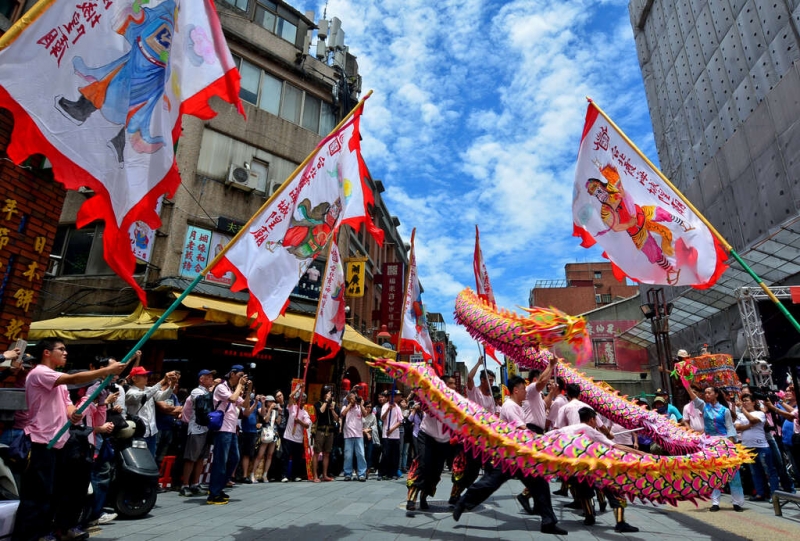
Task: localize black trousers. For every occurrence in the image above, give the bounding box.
[13,443,86,541]
[460,462,557,527]
[283,438,307,480]
[410,431,450,495]
[379,438,400,478]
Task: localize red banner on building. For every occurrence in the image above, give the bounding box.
[381,262,404,331]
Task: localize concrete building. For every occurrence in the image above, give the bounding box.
[9,0,404,400]
[530,262,639,315]
[622,0,800,384]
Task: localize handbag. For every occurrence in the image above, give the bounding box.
[260,409,278,443]
[7,430,32,471]
[207,400,231,432]
[64,425,94,464]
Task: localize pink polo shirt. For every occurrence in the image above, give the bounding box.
[342,403,363,439]
[24,364,72,449]
[500,399,527,429]
[468,385,496,414]
[525,383,547,430]
[285,404,311,443]
[213,382,244,433]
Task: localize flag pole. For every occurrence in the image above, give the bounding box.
[48,273,205,448]
[589,99,800,336]
[48,92,374,448]
[201,91,373,276]
[302,237,337,383]
[0,0,56,50]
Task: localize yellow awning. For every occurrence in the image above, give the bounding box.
[29,305,207,341]
[177,293,396,359]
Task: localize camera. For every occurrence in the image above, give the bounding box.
[108,382,119,394]
[356,396,362,404]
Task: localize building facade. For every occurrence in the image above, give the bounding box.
[0,0,408,402]
[622,1,800,384]
[530,262,639,315]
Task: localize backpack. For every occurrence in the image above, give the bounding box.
[193,391,214,426]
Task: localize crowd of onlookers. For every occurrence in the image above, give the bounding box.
[2,339,800,540]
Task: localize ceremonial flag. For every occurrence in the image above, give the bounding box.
[399,229,434,361]
[0,0,243,303]
[211,100,377,352]
[473,225,499,363]
[313,241,346,360]
[572,102,727,289]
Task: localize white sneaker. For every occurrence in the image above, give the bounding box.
[281,477,289,483]
[97,512,117,524]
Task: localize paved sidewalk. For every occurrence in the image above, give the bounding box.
[91,476,800,541]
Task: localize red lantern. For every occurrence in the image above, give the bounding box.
[341,378,351,392]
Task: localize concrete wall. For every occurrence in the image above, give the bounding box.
[629,0,800,359]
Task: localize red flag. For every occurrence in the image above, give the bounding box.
[211,101,377,352]
[572,102,727,289]
[473,225,499,363]
[399,229,435,360]
[313,242,346,360]
[0,0,243,304]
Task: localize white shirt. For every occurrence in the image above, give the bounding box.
[500,399,527,429]
[557,423,615,448]
[419,413,450,443]
[184,386,210,435]
[381,403,403,440]
[547,394,568,428]
[556,399,590,429]
[125,383,172,438]
[468,385,497,415]
[525,382,547,430]
[738,410,768,448]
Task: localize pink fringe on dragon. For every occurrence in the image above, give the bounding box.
[369,288,751,506]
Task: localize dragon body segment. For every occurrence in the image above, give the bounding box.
[370,289,751,505]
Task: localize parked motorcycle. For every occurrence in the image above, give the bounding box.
[105,419,160,519]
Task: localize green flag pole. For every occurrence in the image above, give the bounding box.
[590,99,800,337]
[47,273,205,448]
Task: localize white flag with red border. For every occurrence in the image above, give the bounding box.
[211,101,378,352]
[0,0,243,303]
[399,228,434,361]
[313,241,346,360]
[572,102,727,289]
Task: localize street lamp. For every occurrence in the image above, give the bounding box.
[641,289,675,399]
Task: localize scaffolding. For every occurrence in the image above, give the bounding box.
[734,286,795,388]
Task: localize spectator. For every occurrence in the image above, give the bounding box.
[362,400,379,476]
[254,395,281,482]
[681,385,705,432]
[274,389,292,482]
[397,397,409,474]
[12,338,124,541]
[125,366,177,457]
[238,392,262,483]
[407,399,423,456]
[312,386,339,482]
[80,378,119,527]
[284,387,311,482]
[735,394,779,500]
[178,369,215,497]
[654,387,683,422]
[154,378,183,466]
[341,391,368,481]
[379,390,403,480]
[207,365,248,505]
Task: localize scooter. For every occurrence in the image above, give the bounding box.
[105,419,160,519]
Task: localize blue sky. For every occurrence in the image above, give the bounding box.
[297,0,657,364]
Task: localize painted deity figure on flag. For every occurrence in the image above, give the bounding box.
[54,0,179,164]
[584,161,694,285]
[261,197,342,259]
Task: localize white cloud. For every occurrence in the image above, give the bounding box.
[299,0,650,363]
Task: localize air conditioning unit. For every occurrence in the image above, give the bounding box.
[226,164,258,192]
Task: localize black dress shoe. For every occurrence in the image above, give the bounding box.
[420,494,430,510]
[517,493,534,515]
[709,505,720,512]
[615,522,639,533]
[453,501,465,522]
[583,515,595,526]
[553,488,569,497]
[541,523,568,535]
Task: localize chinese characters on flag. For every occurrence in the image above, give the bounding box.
[0,0,243,304]
[399,229,434,360]
[313,242,346,360]
[572,102,727,288]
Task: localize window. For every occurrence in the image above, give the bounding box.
[234,55,336,136]
[279,83,302,124]
[50,225,113,276]
[255,1,298,44]
[0,1,24,22]
[601,294,612,304]
[595,294,601,304]
[594,271,602,279]
[221,0,249,11]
